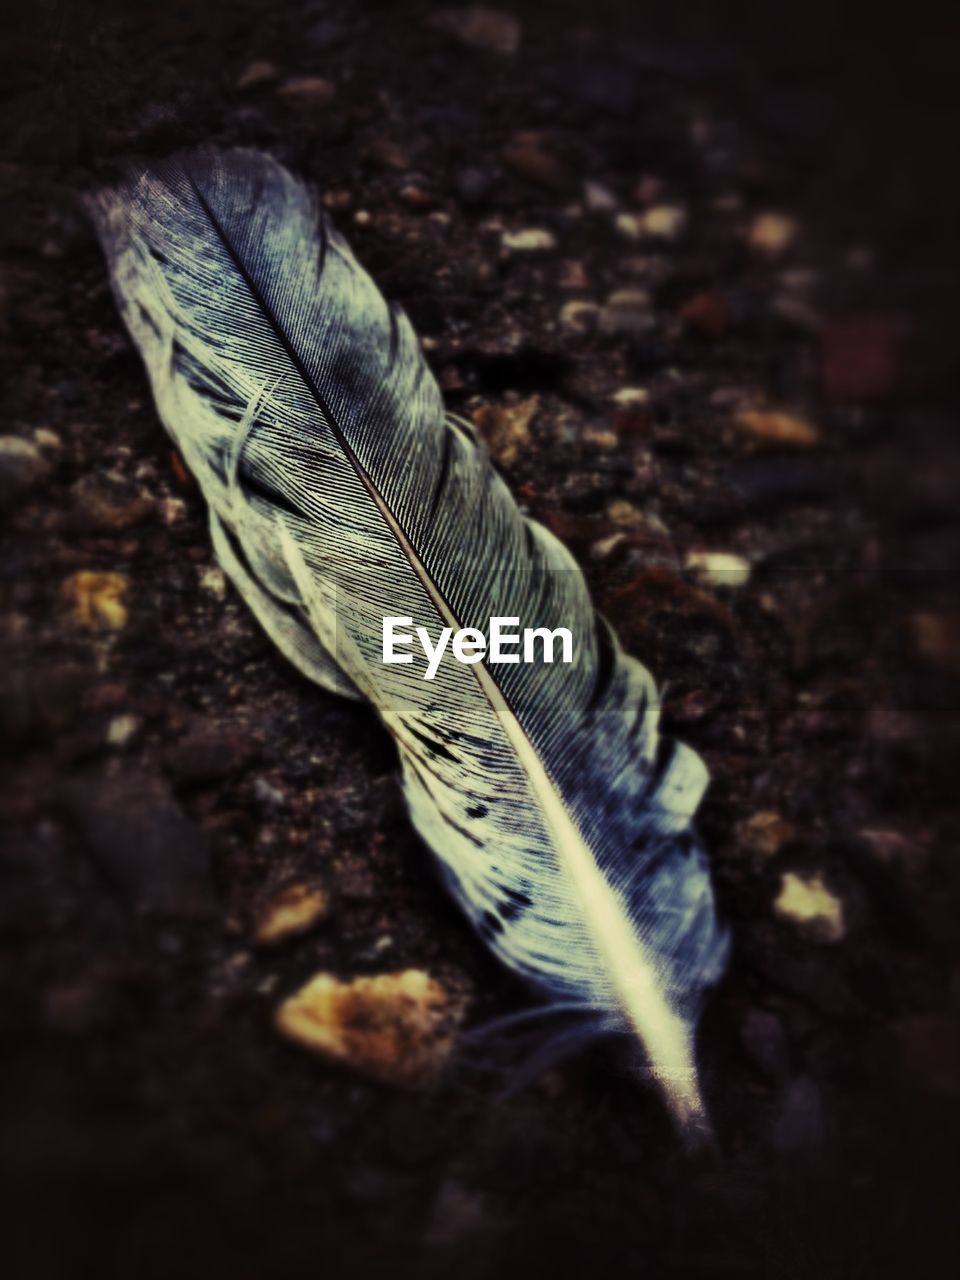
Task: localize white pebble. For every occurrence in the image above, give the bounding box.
[686,550,752,588]
[642,205,687,240]
[774,872,845,943]
[106,714,140,747]
[501,227,558,252]
[583,180,618,212]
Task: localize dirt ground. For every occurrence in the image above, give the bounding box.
[1,2,959,1277]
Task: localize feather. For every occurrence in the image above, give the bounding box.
[90,149,729,1135]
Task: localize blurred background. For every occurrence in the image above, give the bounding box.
[1,1,958,1277]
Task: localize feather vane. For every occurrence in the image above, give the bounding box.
[91,150,729,1133]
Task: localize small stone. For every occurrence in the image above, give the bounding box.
[236,59,279,92]
[559,300,598,336]
[557,258,589,289]
[198,565,227,600]
[277,76,336,106]
[61,572,129,633]
[610,387,652,435]
[598,288,654,339]
[680,291,730,339]
[686,550,751,588]
[738,810,797,861]
[472,396,539,468]
[734,408,820,449]
[398,183,436,210]
[255,882,330,946]
[641,205,687,240]
[160,497,187,525]
[501,227,557,252]
[502,131,568,191]
[253,776,286,808]
[583,180,618,212]
[322,189,352,212]
[106,714,140,747]
[34,429,62,450]
[590,532,627,560]
[614,212,645,241]
[749,212,798,257]
[611,387,650,408]
[606,498,650,530]
[770,1076,825,1150]
[774,872,845,943]
[275,969,466,1087]
[582,428,618,451]
[431,7,521,56]
[0,435,49,506]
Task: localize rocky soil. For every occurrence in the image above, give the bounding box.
[1,2,958,1277]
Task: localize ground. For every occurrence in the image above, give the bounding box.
[1,2,958,1277]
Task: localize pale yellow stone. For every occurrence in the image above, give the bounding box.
[255,883,329,946]
[642,205,687,239]
[559,300,599,335]
[275,969,466,1087]
[590,532,628,559]
[582,428,618,450]
[198,565,227,600]
[106,714,140,747]
[61,571,129,633]
[686,550,752,588]
[614,212,644,240]
[501,227,557,252]
[610,386,650,407]
[472,396,539,468]
[774,872,845,943]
